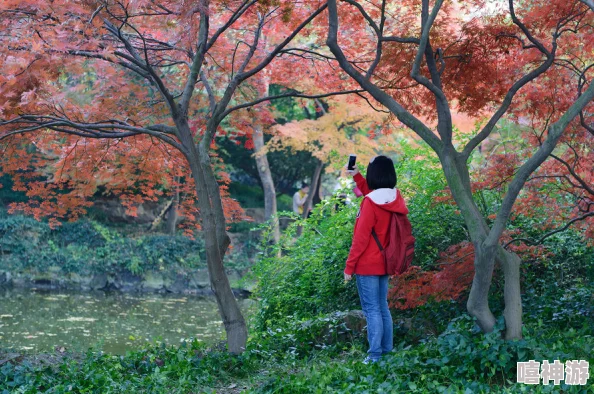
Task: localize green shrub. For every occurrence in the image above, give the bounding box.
[0,215,49,255]
[53,220,113,248]
[251,201,361,331]
[0,216,205,275]
[276,194,293,212]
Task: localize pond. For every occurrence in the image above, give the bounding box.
[0,288,251,355]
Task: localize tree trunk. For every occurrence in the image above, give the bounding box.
[166,177,180,235]
[313,167,324,206]
[440,151,523,338]
[166,203,178,235]
[466,241,497,333]
[198,144,247,354]
[440,150,496,332]
[253,125,280,243]
[303,159,323,219]
[178,121,247,354]
[497,246,523,339]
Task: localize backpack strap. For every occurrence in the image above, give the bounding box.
[371,228,383,251]
[366,195,384,252]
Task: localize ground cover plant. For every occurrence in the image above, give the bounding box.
[1,148,593,392]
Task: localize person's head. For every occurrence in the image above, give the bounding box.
[366,155,396,190]
[301,183,309,193]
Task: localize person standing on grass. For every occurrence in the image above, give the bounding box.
[344,155,408,364]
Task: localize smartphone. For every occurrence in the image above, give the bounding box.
[347,154,357,171]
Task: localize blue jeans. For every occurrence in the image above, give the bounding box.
[356,275,393,360]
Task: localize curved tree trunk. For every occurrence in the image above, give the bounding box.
[440,152,523,339]
[467,242,497,333]
[198,141,247,354]
[440,150,497,332]
[178,120,247,354]
[253,125,280,243]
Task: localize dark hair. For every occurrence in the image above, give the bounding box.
[301,183,309,189]
[366,155,397,190]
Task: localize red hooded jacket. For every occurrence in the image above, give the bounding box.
[344,173,409,276]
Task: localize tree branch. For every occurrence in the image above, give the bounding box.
[503,211,594,248]
[485,77,594,247]
[365,0,386,79]
[201,70,216,113]
[550,153,594,196]
[102,17,177,115]
[179,0,209,116]
[220,89,365,118]
[0,116,185,153]
[206,0,257,51]
[238,4,329,83]
[461,0,558,161]
[411,0,444,79]
[326,0,443,153]
[381,36,420,44]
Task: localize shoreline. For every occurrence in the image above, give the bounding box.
[0,269,253,298]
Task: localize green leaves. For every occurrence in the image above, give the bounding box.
[0,216,205,275]
[252,199,360,332]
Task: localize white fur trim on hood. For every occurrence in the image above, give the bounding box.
[367,188,397,205]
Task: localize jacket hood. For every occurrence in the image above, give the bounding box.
[366,188,409,214]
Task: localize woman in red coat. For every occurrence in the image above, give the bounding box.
[344,155,409,364]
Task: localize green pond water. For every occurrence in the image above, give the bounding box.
[0,288,248,355]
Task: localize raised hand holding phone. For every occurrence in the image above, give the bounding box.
[347,154,356,170]
[345,154,359,176]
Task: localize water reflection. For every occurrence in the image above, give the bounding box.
[0,288,245,355]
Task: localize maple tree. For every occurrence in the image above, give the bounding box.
[268,96,393,171]
[326,0,594,339]
[0,0,359,353]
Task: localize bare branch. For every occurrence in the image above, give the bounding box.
[341,0,380,34]
[504,211,594,248]
[206,0,257,51]
[355,92,390,113]
[0,116,185,153]
[102,17,177,114]
[381,36,420,44]
[236,13,266,77]
[221,89,365,118]
[507,0,552,56]
[89,5,104,24]
[179,0,209,116]
[411,0,444,79]
[366,0,386,79]
[201,70,216,112]
[238,4,329,83]
[326,0,442,153]
[550,153,594,196]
